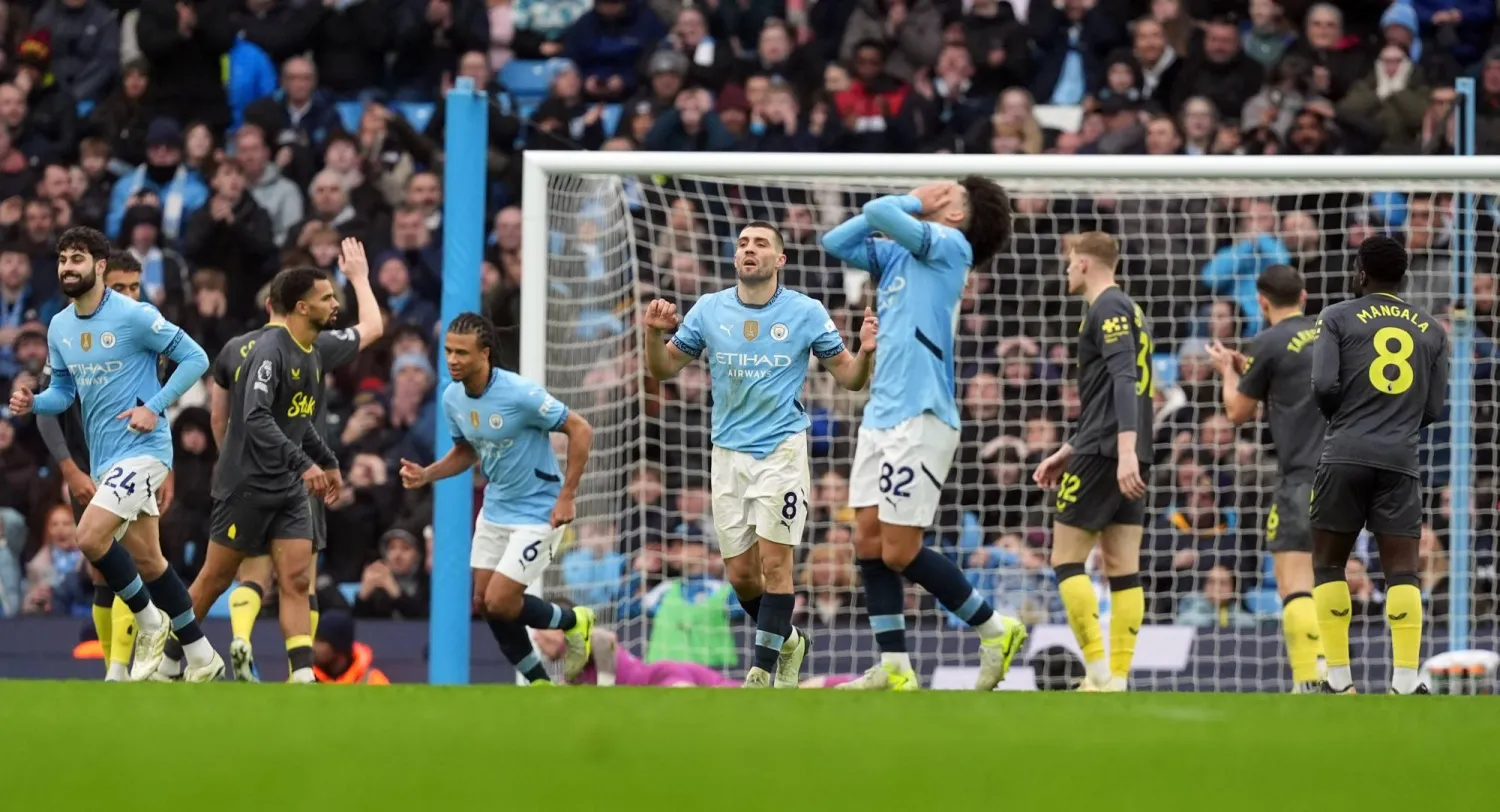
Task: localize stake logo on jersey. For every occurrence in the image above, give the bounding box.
[443,368,571,526]
[45,289,187,473]
[671,286,844,459]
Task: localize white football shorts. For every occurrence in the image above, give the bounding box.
[711,434,810,559]
[471,518,566,586]
[848,413,959,527]
[90,456,170,524]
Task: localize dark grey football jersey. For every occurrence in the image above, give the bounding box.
[213,325,361,444]
[1071,286,1154,461]
[212,326,340,499]
[1238,314,1323,480]
[1311,293,1448,477]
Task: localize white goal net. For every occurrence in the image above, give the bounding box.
[523,154,1499,693]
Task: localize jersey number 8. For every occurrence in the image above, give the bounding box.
[1368,326,1415,395]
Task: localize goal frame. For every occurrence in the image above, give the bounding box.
[519,150,1493,653]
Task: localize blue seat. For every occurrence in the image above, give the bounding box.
[500,59,551,102]
[394,101,435,133]
[1152,352,1178,386]
[517,99,539,123]
[336,101,364,134]
[601,103,623,137]
[338,582,360,605]
[76,99,95,118]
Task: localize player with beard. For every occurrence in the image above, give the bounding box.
[186,267,344,683]
[10,227,220,681]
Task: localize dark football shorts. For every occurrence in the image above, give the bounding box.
[209,489,314,557]
[1054,453,1147,533]
[1310,463,1423,539]
[1265,477,1313,553]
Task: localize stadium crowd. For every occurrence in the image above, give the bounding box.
[0,0,1494,659]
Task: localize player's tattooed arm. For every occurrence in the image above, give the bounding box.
[1310,313,1343,420]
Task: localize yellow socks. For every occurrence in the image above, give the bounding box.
[1386,578,1424,694]
[1282,592,1324,683]
[91,586,114,666]
[287,635,315,683]
[1108,574,1144,681]
[1313,569,1353,689]
[1056,563,1107,684]
[109,597,135,669]
[228,583,264,641]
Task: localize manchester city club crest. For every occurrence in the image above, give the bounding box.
[743,320,759,340]
[489,414,503,429]
[770,323,788,341]
[100,332,116,349]
[80,332,92,351]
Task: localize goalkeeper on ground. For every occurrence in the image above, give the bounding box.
[643,220,877,687]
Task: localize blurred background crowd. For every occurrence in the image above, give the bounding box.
[0,0,1494,671]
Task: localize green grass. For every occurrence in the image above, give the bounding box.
[2,682,1495,809]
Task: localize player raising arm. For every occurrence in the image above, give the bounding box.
[187,268,345,682]
[820,179,1026,692]
[9,227,221,681]
[1205,264,1328,693]
[643,220,875,687]
[192,239,383,682]
[399,313,596,685]
[1307,235,1447,695]
[1031,232,1153,693]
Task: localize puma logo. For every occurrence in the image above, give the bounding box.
[1387,612,1408,621]
[1331,609,1351,617]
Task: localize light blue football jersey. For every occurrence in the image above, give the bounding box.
[820,195,970,430]
[672,286,845,458]
[40,289,195,474]
[443,368,570,526]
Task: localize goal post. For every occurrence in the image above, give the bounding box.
[520,151,1497,691]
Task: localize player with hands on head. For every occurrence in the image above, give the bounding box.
[820,177,1026,692]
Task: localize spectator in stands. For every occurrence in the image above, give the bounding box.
[379,203,441,302]
[235,124,304,247]
[1242,0,1294,69]
[1241,54,1324,143]
[1287,3,1366,103]
[741,80,827,152]
[1402,192,1451,314]
[120,203,190,309]
[563,0,665,103]
[87,60,150,167]
[528,58,608,151]
[12,33,79,163]
[1414,0,1495,71]
[392,0,489,100]
[656,6,731,93]
[421,51,523,202]
[1131,16,1181,111]
[181,156,277,320]
[243,57,343,192]
[962,0,1030,98]
[376,255,438,335]
[136,0,234,134]
[511,0,587,59]
[32,0,121,104]
[1200,199,1288,334]
[0,505,21,617]
[796,534,857,626]
[313,612,390,683]
[1029,0,1126,106]
[907,43,989,153]
[645,86,735,152]
[1176,563,1258,629]
[1145,472,1230,618]
[631,49,690,117]
[1338,45,1429,156]
[106,118,208,243]
[737,17,822,102]
[833,40,913,153]
[562,520,627,607]
[0,249,43,373]
[22,503,90,616]
[1172,15,1264,118]
[353,529,429,619]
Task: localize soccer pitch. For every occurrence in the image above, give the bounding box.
[2,682,1493,809]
